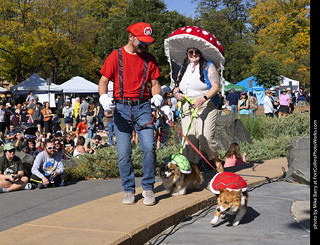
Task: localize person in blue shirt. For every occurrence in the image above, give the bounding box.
[297,88,306,113]
[227,88,240,117]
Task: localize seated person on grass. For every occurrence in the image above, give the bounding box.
[0,143,30,193]
[63,132,75,155]
[12,131,25,151]
[84,135,102,154]
[30,140,67,188]
[26,138,41,157]
[73,136,86,158]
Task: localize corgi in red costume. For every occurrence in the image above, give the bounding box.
[209,172,248,226]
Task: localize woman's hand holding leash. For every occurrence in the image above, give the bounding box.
[194,96,207,108]
[175,92,184,101]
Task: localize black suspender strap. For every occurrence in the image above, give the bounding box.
[118,48,124,98]
[139,52,148,99]
[118,48,149,100]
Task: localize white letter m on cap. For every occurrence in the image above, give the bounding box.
[144,27,152,35]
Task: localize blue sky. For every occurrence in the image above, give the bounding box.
[163,0,198,18]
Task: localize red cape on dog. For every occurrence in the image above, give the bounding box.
[209,172,247,194]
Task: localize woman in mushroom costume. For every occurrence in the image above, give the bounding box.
[165,26,225,172]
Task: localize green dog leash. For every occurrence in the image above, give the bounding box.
[180,95,199,154]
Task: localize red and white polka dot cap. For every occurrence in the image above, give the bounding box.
[164,26,225,88]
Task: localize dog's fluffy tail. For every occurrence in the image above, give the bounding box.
[190,163,203,189]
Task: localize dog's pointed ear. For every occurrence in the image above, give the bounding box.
[218,188,224,194]
[238,189,242,196]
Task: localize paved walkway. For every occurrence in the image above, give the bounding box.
[0,158,299,244]
[148,181,310,245]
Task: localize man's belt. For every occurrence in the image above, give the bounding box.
[115,99,149,106]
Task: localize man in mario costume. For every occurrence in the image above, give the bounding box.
[99,22,162,206]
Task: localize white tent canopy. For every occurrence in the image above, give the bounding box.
[0,86,9,93]
[60,76,99,93]
[10,73,61,93]
[279,76,300,92]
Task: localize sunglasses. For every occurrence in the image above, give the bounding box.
[188,50,201,56]
[133,35,151,46]
[46,146,55,150]
[7,149,15,153]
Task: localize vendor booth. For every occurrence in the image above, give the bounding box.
[10,73,62,94]
[10,73,61,107]
[279,76,300,92]
[236,76,266,106]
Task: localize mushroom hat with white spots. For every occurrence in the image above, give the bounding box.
[164,26,225,87]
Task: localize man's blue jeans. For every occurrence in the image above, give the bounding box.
[114,101,156,194]
[106,121,114,146]
[230,104,238,117]
[87,127,96,139]
[97,114,105,131]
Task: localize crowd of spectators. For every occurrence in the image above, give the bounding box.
[0,93,112,193]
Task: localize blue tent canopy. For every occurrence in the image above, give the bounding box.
[236,76,265,91]
[236,76,266,106]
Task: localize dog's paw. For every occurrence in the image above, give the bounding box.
[232,221,240,226]
[210,216,219,225]
[172,192,183,196]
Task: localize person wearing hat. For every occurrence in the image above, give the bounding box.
[173,47,224,173]
[98,22,162,206]
[264,89,276,117]
[270,88,280,118]
[279,89,290,118]
[0,143,30,193]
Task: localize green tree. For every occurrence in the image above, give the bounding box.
[96,0,192,86]
[0,0,35,84]
[249,0,310,85]
[0,0,127,84]
[251,53,283,88]
[29,0,103,83]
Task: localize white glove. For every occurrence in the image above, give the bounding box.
[99,94,115,111]
[151,94,163,108]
